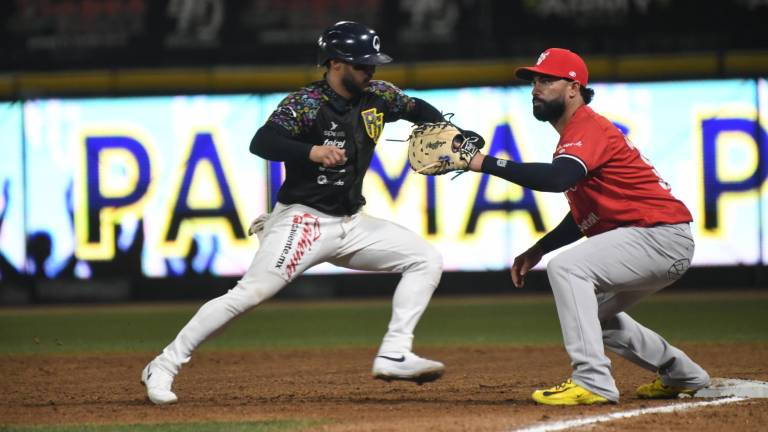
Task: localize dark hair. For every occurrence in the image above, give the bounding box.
[580,86,594,104]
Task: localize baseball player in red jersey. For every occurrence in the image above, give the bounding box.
[467,48,710,405]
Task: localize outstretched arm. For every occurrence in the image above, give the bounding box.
[401,98,446,124]
[469,154,585,192]
[402,98,488,156]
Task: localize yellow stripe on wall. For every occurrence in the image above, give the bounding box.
[2,51,767,99]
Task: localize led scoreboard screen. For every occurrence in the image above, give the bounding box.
[0,79,765,280]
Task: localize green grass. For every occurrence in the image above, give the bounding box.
[1,291,766,431]
[0,420,317,432]
[0,291,766,355]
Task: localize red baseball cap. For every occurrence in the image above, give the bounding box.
[515,48,589,86]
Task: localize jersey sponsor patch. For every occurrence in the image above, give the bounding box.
[556,140,583,154]
[361,108,384,143]
[323,138,345,148]
[576,211,599,233]
[274,213,321,280]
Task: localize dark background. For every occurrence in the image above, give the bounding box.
[2,0,766,72]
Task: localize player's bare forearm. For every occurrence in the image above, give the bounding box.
[469,153,485,171]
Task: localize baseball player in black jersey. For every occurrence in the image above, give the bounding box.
[141,21,482,405]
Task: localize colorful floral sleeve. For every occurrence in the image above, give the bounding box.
[367,80,417,121]
[267,85,325,137]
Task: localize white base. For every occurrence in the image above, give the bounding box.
[695,378,768,398]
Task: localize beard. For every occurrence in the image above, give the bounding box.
[532,96,565,122]
[341,74,368,97]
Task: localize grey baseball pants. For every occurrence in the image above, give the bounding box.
[546,223,710,402]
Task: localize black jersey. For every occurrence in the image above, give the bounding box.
[263,80,421,216]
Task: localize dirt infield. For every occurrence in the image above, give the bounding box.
[2,343,767,431]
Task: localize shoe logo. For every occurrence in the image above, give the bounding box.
[542,382,572,396]
[146,367,153,381]
[378,355,406,362]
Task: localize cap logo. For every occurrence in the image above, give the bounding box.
[536,51,549,65]
[569,71,576,77]
[372,35,380,52]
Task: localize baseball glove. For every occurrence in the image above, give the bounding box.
[407,122,483,175]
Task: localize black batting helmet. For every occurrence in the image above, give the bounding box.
[317,21,392,66]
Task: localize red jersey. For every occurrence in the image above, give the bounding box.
[555,105,692,237]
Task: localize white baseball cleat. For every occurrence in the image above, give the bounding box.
[141,361,178,405]
[372,351,445,384]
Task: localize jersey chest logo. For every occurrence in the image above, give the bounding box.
[361,108,384,143]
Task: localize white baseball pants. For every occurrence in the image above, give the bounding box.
[546,223,710,402]
[155,202,443,375]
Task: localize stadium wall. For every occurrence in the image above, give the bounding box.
[1,76,767,303]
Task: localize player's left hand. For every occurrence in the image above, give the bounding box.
[407,123,484,175]
[461,129,486,172]
[460,130,485,150]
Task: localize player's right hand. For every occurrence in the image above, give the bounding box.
[310,145,347,167]
[511,244,544,288]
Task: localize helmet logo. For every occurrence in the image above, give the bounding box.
[372,35,380,52]
[536,51,549,65]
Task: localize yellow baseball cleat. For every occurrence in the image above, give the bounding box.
[532,378,610,406]
[636,377,697,399]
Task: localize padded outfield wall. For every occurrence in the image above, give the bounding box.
[0,79,766,286]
